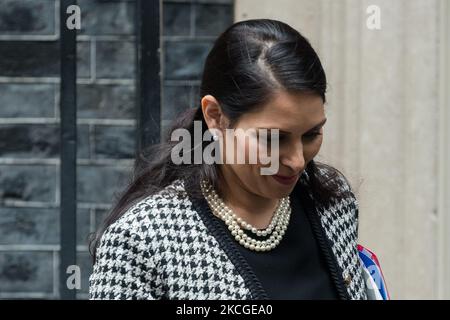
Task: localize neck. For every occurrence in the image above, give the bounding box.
[216,166,279,229]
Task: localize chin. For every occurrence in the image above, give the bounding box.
[269,182,294,196]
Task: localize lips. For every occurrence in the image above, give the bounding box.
[272,174,299,185]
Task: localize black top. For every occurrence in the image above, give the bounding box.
[211,184,339,300]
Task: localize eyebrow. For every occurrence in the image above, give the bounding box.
[257,118,327,134]
[307,118,327,132]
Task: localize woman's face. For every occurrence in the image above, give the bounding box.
[220,90,326,199]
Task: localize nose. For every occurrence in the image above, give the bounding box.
[281,141,305,174]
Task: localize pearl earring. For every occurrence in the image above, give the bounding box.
[212,134,219,141]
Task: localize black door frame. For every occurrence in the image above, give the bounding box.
[58,0,161,299]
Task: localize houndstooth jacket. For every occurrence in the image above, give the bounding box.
[89,170,369,300]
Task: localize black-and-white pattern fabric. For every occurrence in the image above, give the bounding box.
[89,171,369,300]
[304,168,367,300]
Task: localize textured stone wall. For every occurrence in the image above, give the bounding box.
[0,0,233,299]
[235,0,446,299]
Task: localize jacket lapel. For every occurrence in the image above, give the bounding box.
[296,173,367,300]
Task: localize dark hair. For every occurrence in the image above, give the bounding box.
[89,19,353,261]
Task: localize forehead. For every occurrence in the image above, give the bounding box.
[237,90,325,131]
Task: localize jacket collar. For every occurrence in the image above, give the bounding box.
[186,173,354,300]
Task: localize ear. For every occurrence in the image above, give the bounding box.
[201,95,229,130]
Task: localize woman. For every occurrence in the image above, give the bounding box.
[89,19,370,300]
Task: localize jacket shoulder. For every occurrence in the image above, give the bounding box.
[301,167,359,216]
[107,179,190,235]
[90,179,191,299]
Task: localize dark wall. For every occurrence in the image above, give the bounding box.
[0,0,233,299]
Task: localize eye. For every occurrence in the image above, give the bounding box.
[264,134,286,145]
[302,131,322,140]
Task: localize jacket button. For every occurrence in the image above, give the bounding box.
[344,275,352,286]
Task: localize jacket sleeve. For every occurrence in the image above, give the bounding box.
[354,197,360,238]
[89,219,159,300]
[338,172,360,238]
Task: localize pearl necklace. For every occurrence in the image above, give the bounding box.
[200,179,291,252]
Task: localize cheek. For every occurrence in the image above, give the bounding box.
[304,136,323,159]
[221,134,254,166]
[231,135,259,164]
[233,136,265,175]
